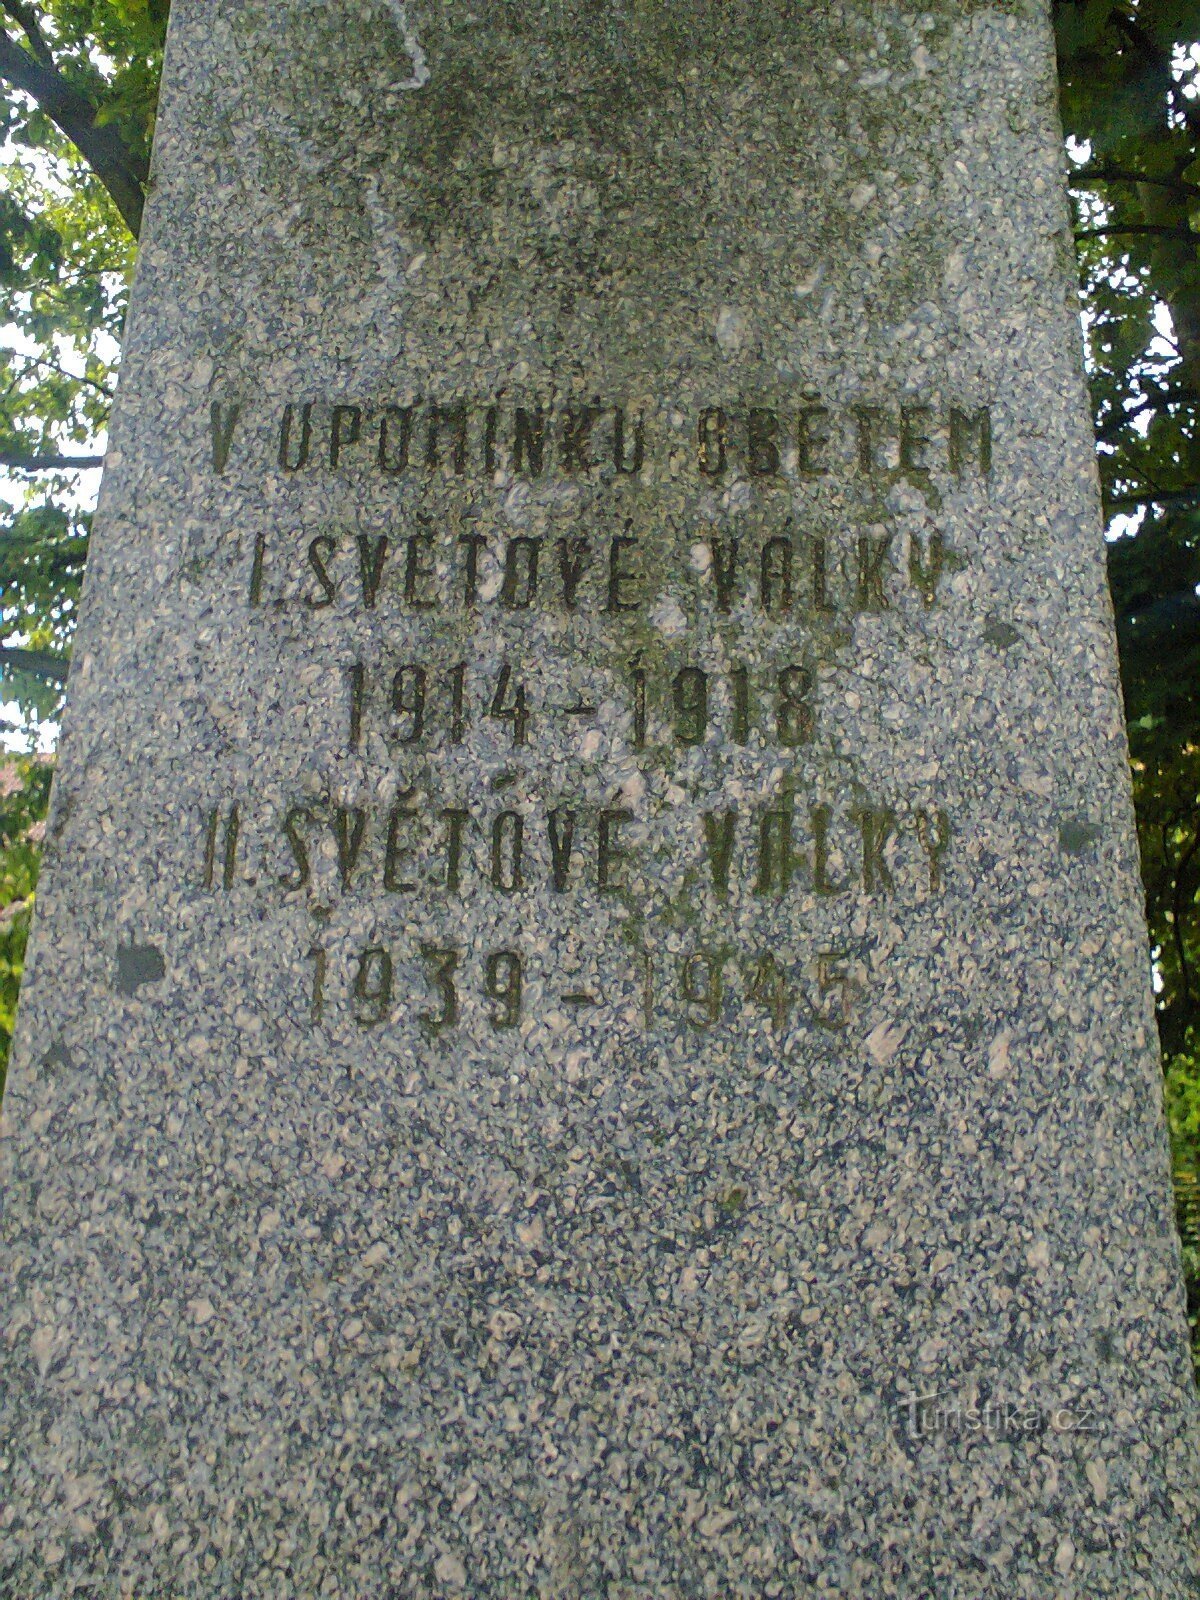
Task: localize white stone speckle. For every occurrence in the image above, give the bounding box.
[650,594,688,639]
[31,1326,55,1376]
[1018,766,1054,798]
[866,1020,907,1065]
[435,1553,467,1588]
[387,1,430,89]
[988,1030,1013,1079]
[715,306,749,354]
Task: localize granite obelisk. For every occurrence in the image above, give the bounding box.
[2,2,1197,1594]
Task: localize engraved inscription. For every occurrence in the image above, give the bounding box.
[210,397,993,485]
[247,527,955,619]
[301,938,867,1037]
[190,385,991,1046]
[201,796,952,902]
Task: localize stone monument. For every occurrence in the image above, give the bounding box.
[2,1,1197,1594]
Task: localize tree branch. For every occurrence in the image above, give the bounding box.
[7,351,116,400]
[0,645,68,684]
[1111,9,1200,144]
[0,528,85,559]
[0,1,52,67]
[0,448,104,471]
[1097,386,1200,441]
[0,31,145,237]
[1075,223,1198,241]
[1071,166,1200,198]
[1104,489,1200,512]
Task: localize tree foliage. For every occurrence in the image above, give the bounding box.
[0,0,162,716]
[1055,0,1200,1364]
[0,0,1196,1357]
[0,753,51,1098]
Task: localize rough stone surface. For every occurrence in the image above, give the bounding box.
[1,2,1197,1595]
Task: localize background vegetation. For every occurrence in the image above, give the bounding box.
[1056,0,1200,1366]
[0,0,1196,1362]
